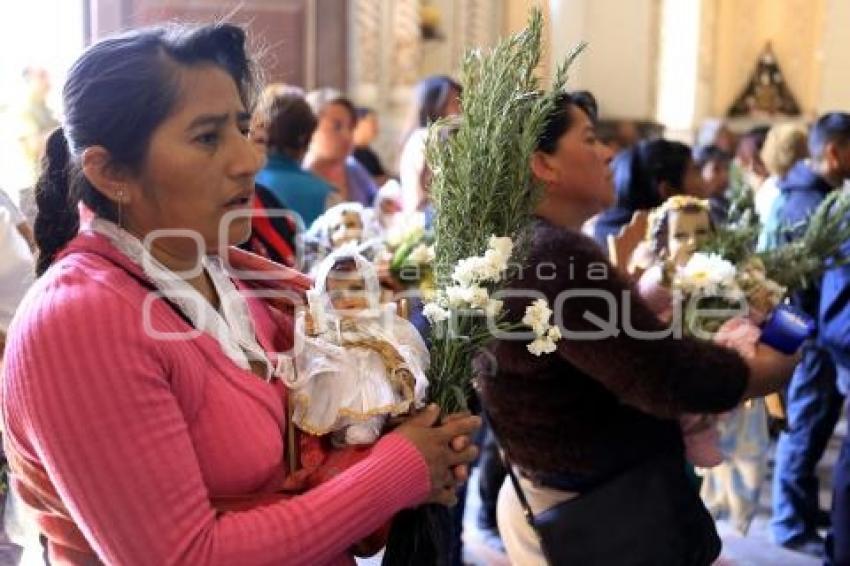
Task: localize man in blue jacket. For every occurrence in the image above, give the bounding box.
[767,113,850,557]
[816,115,850,566]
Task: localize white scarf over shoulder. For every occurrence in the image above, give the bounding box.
[92,218,272,379]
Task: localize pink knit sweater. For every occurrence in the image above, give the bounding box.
[1,231,430,565]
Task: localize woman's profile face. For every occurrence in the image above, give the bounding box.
[311,103,355,161]
[122,64,265,257]
[539,105,615,215]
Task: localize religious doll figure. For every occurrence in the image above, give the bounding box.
[635,196,714,316]
[304,203,368,273]
[373,180,404,234]
[638,195,780,533]
[282,248,429,445]
[305,202,391,273]
[637,196,724,468]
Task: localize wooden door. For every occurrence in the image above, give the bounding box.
[86,0,347,90]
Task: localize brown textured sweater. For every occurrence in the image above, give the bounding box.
[478,220,749,486]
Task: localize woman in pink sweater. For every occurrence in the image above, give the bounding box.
[1,24,479,565]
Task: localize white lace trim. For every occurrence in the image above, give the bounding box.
[91,219,273,379]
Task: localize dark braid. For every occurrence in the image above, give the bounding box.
[34,128,80,276]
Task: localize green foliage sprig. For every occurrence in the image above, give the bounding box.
[760,189,850,290]
[422,8,584,413]
[703,187,850,293]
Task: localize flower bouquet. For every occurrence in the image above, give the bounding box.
[686,188,850,348]
[381,8,582,565]
[421,235,562,357]
[671,252,809,351]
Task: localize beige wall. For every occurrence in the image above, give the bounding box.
[540,0,850,131]
[657,0,701,138]
[817,0,850,114]
[548,0,658,120]
[707,0,826,118]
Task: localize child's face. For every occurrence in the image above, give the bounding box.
[326,271,370,312]
[668,209,712,266]
[330,211,364,248]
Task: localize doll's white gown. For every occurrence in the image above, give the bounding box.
[281,307,429,445]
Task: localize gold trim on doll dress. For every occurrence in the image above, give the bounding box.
[290,332,419,435]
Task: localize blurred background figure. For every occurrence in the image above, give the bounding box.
[0,206,34,359]
[253,84,333,229]
[398,75,461,213]
[756,123,809,221]
[353,107,390,186]
[0,188,34,251]
[763,113,850,558]
[697,118,738,155]
[5,66,59,222]
[239,84,321,267]
[16,67,58,169]
[735,126,771,196]
[693,144,733,223]
[15,67,59,213]
[304,88,377,207]
[593,138,702,249]
[598,119,642,154]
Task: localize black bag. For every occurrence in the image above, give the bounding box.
[503,450,721,566]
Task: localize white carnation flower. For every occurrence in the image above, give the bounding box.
[423,303,450,324]
[482,249,508,281]
[488,236,514,261]
[408,244,433,265]
[547,325,562,342]
[522,298,553,336]
[442,284,492,312]
[484,299,504,318]
[432,290,448,307]
[445,286,469,308]
[679,253,739,294]
[452,257,484,286]
[464,285,490,309]
[528,336,557,357]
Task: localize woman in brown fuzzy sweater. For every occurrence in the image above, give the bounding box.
[477,92,798,565]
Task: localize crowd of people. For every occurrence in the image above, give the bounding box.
[0,19,849,566]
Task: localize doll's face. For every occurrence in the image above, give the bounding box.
[326,271,370,312]
[330,211,364,248]
[667,209,712,266]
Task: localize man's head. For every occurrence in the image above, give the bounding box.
[809,112,850,185]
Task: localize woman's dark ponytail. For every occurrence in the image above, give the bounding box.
[34,127,80,276]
